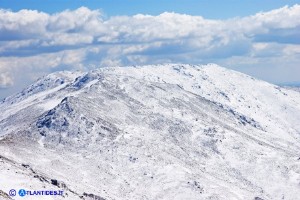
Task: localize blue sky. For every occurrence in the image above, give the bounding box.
[0,1,300,99]
[1,0,300,18]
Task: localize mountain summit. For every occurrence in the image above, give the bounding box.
[0,64,300,200]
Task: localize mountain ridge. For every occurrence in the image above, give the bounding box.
[0,64,299,200]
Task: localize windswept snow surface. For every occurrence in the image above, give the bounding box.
[0,64,300,200]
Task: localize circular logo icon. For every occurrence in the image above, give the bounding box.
[18,189,26,197]
[9,189,16,196]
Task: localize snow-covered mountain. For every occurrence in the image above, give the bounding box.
[0,64,300,200]
[284,86,300,93]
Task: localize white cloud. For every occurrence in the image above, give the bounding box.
[0,5,300,98]
[1,5,300,53]
[0,72,14,88]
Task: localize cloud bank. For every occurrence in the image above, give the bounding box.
[0,5,300,98]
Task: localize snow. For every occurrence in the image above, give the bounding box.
[0,64,300,200]
[38,99,64,111]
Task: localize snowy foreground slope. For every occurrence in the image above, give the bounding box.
[0,64,300,200]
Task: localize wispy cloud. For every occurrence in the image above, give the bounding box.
[0,72,13,88]
[0,5,300,98]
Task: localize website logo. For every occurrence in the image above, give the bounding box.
[9,188,63,197]
[18,189,26,197]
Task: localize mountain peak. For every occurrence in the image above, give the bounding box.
[0,64,300,199]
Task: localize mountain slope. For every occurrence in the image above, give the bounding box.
[0,64,300,200]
